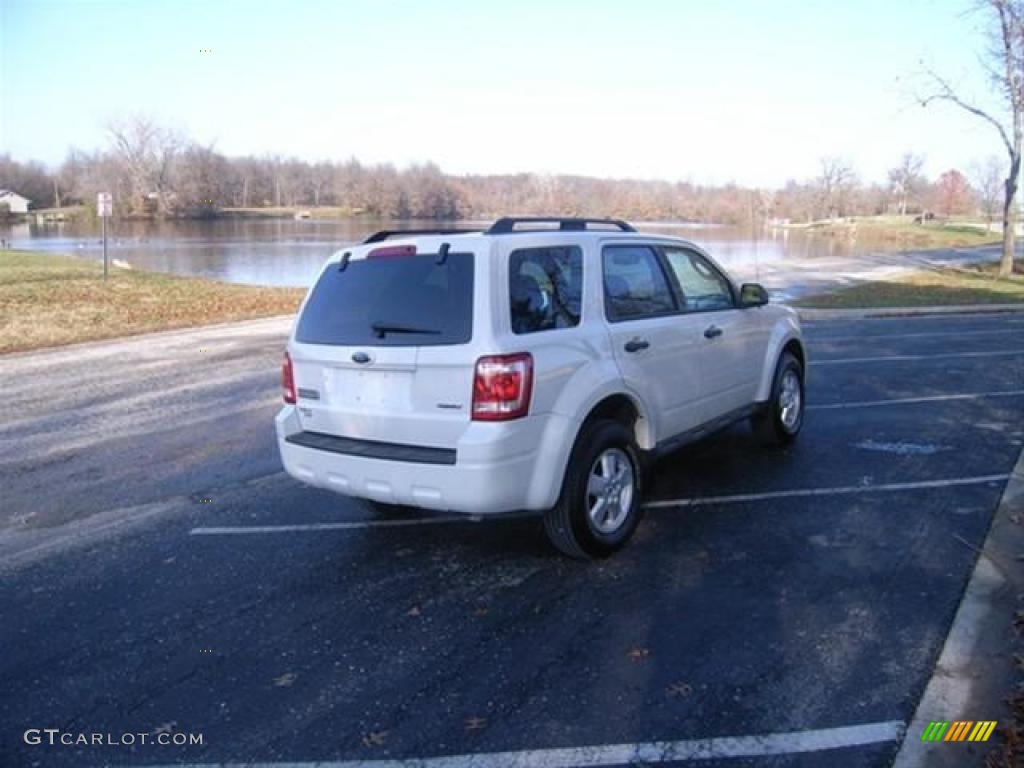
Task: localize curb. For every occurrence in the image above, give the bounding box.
[892,446,1024,767]
[797,304,1024,321]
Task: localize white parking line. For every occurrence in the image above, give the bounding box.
[811,349,1024,366]
[136,720,905,767]
[642,474,1009,510]
[189,475,1009,535]
[807,389,1024,410]
[190,512,534,535]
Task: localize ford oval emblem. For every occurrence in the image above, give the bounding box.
[352,351,371,364]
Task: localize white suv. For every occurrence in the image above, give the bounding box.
[276,218,805,558]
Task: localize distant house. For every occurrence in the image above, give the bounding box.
[0,190,30,214]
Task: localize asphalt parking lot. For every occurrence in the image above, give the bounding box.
[2,311,1023,768]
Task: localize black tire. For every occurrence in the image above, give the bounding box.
[543,419,643,559]
[752,351,804,447]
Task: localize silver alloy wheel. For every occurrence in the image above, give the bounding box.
[586,447,635,534]
[779,369,802,431]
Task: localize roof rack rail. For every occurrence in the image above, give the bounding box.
[485,217,637,234]
[362,228,478,244]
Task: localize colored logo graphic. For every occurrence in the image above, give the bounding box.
[921,721,997,742]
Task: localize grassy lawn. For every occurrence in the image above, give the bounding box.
[797,262,1024,309]
[794,215,1001,250]
[0,250,305,354]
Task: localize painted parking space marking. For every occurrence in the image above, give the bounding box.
[189,476,1009,535]
[642,474,1009,510]
[190,512,534,535]
[137,720,905,767]
[808,389,1024,410]
[811,349,1024,366]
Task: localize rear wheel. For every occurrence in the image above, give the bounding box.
[543,419,642,559]
[752,351,804,446]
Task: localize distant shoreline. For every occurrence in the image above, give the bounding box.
[9,210,1001,253]
[17,206,718,227]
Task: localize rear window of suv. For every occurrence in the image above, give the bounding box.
[295,252,474,346]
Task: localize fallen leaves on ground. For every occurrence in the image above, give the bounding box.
[666,681,693,698]
[362,730,388,747]
[273,672,297,687]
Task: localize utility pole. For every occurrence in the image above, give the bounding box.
[97,193,112,280]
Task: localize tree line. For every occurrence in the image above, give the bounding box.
[0,121,990,227]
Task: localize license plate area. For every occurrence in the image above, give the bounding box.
[327,367,413,410]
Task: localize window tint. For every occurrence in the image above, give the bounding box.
[295,252,473,346]
[602,245,677,321]
[663,248,735,312]
[509,246,583,334]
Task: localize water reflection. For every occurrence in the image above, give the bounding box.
[3,217,860,288]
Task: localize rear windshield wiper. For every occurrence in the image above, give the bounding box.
[370,321,442,338]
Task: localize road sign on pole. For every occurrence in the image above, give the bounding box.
[97,193,112,280]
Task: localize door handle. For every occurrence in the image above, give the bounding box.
[704,325,723,339]
[624,338,650,353]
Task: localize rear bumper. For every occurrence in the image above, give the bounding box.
[275,406,576,514]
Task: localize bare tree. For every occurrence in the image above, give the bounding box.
[919,0,1021,276]
[309,162,333,207]
[0,153,55,207]
[817,157,857,220]
[971,155,1004,225]
[934,169,975,215]
[106,115,183,216]
[887,153,926,216]
[176,142,232,215]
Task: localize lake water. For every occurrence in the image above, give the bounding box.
[2,217,864,288]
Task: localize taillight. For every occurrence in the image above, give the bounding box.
[282,351,297,404]
[472,353,533,421]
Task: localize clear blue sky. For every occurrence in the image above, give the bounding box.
[0,0,1005,186]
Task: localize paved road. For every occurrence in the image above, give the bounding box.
[1,311,1023,767]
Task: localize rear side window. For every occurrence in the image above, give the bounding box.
[295,252,474,346]
[602,245,678,321]
[509,246,583,334]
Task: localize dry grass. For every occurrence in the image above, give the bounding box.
[986,609,1024,767]
[797,216,1001,250]
[0,250,304,354]
[796,261,1024,309]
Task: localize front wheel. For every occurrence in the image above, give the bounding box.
[752,352,804,446]
[543,420,642,559]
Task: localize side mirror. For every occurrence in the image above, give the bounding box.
[739,283,769,308]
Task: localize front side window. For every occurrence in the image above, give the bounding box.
[602,245,677,321]
[663,248,735,312]
[295,252,474,346]
[509,246,583,334]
